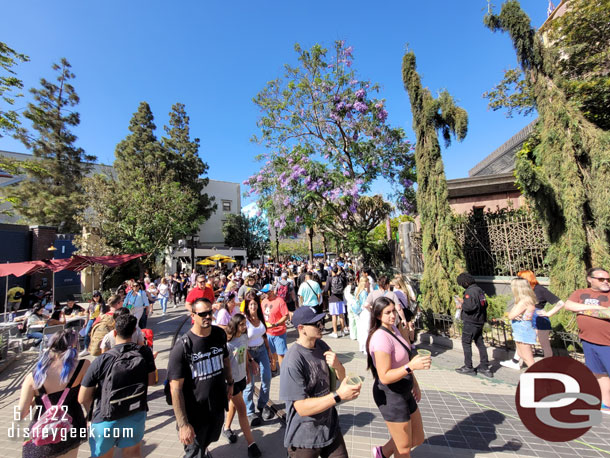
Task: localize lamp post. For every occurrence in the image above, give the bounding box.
[47,245,57,304]
[188,234,200,271]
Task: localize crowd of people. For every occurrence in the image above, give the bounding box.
[11,259,610,458]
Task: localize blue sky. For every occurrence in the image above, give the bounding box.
[1,0,546,207]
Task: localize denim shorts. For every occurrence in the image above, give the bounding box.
[511,319,537,345]
[532,309,552,330]
[268,333,287,355]
[89,411,146,457]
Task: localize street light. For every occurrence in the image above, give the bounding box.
[187,234,200,271]
[47,245,57,304]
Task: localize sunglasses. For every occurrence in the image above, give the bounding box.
[194,310,213,318]
[591,277,610,282]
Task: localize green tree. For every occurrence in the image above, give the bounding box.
[485,0,610,300]
[80,102,205,269]
[484,0,610,130]
[162,103,216,219]
[223,213,270,262]
[4,58,95,232]
[402,50,465,313]
[0,41,29,137]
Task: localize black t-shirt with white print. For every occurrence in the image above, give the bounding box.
[167,326,229,426]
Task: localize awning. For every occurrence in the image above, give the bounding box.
[0,253,146,277]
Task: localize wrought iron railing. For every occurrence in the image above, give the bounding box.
[415,310,582,356]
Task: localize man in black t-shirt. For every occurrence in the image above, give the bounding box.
[79,313,156,458]
[454,272,492,378]
[168,298,234,458]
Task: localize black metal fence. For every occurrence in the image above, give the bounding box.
[408,211,550,277]
[415,309,583,359]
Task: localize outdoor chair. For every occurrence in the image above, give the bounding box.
[7,325,34,354]
[39,324,65,354]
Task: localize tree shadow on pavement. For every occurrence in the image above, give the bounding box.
[419,410,522,457]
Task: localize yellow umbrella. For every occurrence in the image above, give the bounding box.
[207,254,231,261]
[197,259,216,266]
[220,258,237,263]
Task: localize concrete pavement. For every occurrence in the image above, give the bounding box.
[0,305,608,457]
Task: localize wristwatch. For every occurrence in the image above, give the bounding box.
[404,364,413,374]
[333,391,342,405]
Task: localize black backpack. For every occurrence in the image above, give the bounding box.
[164,334,192,405]
[330,276,344,296]
[99,344,148,421]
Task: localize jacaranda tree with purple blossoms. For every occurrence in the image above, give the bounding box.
[246,41,416,262]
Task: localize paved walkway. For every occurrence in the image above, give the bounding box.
[0,306,608,457]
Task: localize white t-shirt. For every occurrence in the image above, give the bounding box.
[158,283,169,298]
[246,319,266,348]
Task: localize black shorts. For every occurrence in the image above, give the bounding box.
[286,301,296,312]
[372,378,418,422]
[233,377,247,396]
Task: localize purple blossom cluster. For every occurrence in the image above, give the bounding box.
[353,101,368,113]
[355,89,366,100]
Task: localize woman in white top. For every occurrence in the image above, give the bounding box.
[355,276,371,353]
[343,276,358,341]
[222,313,262,457]
[242,291,273,426]
[157,277,170,315]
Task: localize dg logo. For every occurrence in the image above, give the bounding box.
[516,357,602,441]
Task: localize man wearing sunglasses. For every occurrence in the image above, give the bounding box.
[185,275,216,313]
[280,307,362,457]
[563,267,610,414]
[168,298,234,458]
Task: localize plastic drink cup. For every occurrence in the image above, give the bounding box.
[417,349,431,357]
[346,373,362,385]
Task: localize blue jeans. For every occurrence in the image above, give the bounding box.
[27,332,43,345]
[159,297,168,314]
[83,318,94,349]
[243,344,271,416]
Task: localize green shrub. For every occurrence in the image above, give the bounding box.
[486,294,512,320]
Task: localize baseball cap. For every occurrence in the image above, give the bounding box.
[260,284,273,293]
[291,307,326,327]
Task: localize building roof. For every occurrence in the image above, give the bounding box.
[468,119,537,177]
[447,172,517,198]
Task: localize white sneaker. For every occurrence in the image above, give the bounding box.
[340,329,347,337]
[499,359,521,370]
[79,349,89,357]
[329,333,338,338]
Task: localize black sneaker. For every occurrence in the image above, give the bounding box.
[477,367,493,378]
[222,426,237,443]
[455,365,476,375]
[249,414,262,427]
[248,443,262,458]
[260,406,274,421]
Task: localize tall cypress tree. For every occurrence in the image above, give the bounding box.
[162,103,215,220]
[402,50,465,313]
[485,0,610,299]
[83,102,204,267]
[7,58,95,232]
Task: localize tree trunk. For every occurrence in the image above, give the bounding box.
[306,227,314,264]
[322,233,328,262]
[275,231,280,263]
